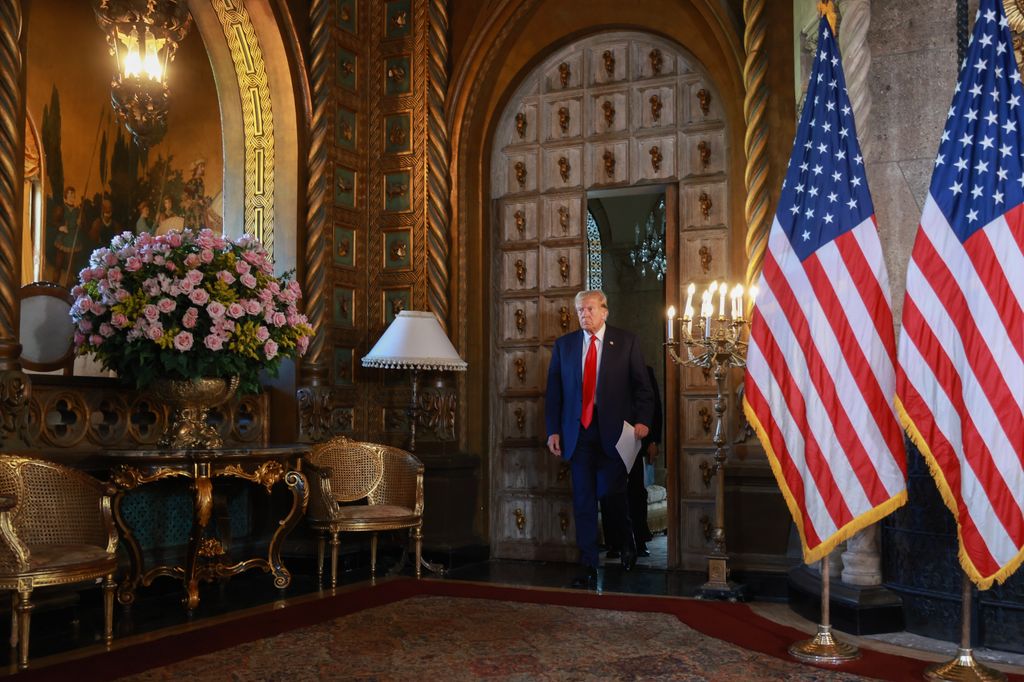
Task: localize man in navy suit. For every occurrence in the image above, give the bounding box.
[545,289,654,588]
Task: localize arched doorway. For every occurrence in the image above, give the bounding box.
[487,30,733,567]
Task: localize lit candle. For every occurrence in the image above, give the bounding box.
[748,285,759,316]
[732,284,744,319]
[718,282,727,318]
[666,306,676,342]
[685,305,694,336]
[684,283,696,317]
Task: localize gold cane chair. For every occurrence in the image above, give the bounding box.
[0,455,118,669]
[305,437,424,587]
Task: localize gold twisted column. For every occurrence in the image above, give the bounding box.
[425,0,451,331]
[297,0,336,442]
[0,1,28,449]
[742,0,771,288]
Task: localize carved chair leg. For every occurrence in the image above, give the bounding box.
[414,526,423,579]
[370,533,378,578]
[103,574,116,646]
[9,592,16,649]
[16,588,32,670]
[329,531,340,589]
[316,534,326,587]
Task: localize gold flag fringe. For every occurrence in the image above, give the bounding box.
[742,396,907,566]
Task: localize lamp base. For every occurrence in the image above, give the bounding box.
[696,555,747,601]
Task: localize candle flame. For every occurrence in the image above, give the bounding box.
[667,305,676,318]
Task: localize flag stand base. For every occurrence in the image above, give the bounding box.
[925,574,1005,681]
[924,649,1006,681]
[788,555,860,664]
[789,624,860,664]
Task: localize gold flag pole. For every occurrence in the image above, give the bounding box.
[924,572,1005,681]
[788,554,860,664]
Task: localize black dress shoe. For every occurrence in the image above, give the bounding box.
[571,567,598,589]
[605,550,620,559]
[621,548,637,571]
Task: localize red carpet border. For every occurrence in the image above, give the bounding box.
[9,579,1023,681]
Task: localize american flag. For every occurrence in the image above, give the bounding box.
[897,0,1024,589]
[743,16,907,564]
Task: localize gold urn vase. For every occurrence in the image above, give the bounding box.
[150,377,240,449]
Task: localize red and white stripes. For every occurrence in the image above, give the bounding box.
[897,195,1024,587]
[745,215,907,562]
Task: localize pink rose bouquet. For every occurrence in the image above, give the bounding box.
[71,229,314,395]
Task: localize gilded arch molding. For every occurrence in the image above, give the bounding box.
[210,0,276,256]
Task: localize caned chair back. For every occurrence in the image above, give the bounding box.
[18,282,75,374]
[363,443,423,514]
[309,437,384,503]
[0,457,110,562]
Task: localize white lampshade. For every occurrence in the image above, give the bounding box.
[362,310,467,371]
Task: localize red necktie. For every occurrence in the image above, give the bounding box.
[581,334,597,428]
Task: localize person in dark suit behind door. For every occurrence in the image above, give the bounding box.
[545,289,654,588]
[604,364,662,558]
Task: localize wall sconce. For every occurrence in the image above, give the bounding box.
[93,0,192,148]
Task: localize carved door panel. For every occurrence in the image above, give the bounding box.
[493,183,585,562]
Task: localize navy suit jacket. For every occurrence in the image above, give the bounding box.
[545,325,654,461]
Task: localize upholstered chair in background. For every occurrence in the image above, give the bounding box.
[0,455,118,669]
[305,437,424,587]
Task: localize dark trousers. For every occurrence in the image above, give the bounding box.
[570,415,632,567]
[601,453,651,549]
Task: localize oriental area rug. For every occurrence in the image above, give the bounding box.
[16,579,1021,681]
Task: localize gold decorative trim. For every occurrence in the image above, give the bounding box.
[743,0,771,287]
[425,0,452,330]
[212,0,276,255]
[0,1,22,344]
[300,0,331,386]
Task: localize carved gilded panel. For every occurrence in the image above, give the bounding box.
[506,150,539,195]
[544,53,583,92]
[541,146,583,191]
[541,194,583,241]
[500,347,546,394]
[585,140,629,186]
[633,135,676,182]
[502,200,539,243]
[634,84,676,130]
[502,398,544,445]
[502,250,539,292]
[506,102,539,146]
[589,90,629,136]
[588,43,627,85]
[540,296,579,342]
[632,42,677,80]
[681,183,726,229]
[501,299,539,343]
[542,96,583,142]
[500,446,546,490]
[681,129,725,177]
[540,245,583,292]
[680,230,728,282]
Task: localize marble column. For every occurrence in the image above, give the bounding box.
[838,0,883,588]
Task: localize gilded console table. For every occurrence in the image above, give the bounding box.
[102,444,310,609]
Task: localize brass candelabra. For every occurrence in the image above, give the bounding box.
[666,284,749,601]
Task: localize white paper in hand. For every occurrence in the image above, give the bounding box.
[616,421,643,471]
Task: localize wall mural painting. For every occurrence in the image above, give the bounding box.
[25,1,223,288]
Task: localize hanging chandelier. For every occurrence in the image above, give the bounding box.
[628,197,667,281]
[93,0,192,148]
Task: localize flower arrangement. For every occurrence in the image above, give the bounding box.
[71,228,313,396]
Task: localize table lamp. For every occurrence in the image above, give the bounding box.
[361,311,467,452]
